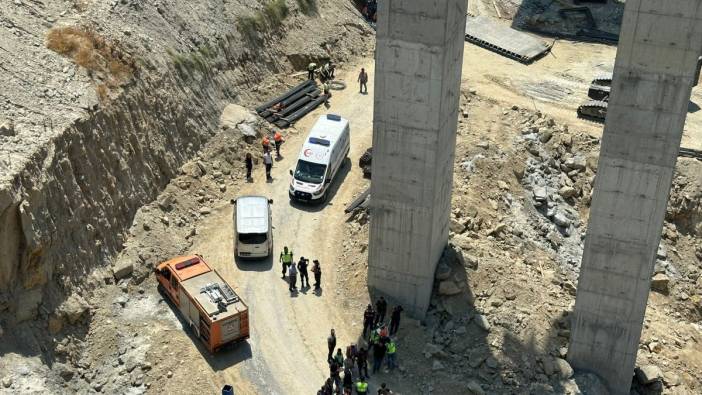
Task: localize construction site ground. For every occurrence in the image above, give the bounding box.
[2,13,702,395]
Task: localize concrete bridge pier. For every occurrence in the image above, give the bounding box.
[568,1,702,393]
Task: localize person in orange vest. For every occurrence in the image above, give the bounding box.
[273,131,284,158]
[262,135,271,152]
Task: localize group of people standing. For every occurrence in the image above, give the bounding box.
[318,297,404,394]
[244,131,284,182]
[280,246,322,292]
[307,61,336,106]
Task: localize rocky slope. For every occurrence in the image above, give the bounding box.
[0,0,371,332]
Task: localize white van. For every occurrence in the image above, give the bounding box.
[289,114,350,203]
[231,196,273,259]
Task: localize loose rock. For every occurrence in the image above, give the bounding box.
[554,358,574,380]
[466,380,485,395]
[435,262,452,281]
[558,186,577,199]
[650,274,670,294]
[438,281,461,296]
[635,364,663,384]
[474,314,490,331]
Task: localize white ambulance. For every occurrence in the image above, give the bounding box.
[289,114,350,203]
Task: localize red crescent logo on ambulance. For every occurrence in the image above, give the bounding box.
[304,149,312,157]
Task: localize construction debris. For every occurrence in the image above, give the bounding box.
[255,80,328,128]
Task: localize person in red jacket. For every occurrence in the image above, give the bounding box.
[274,131,284,158]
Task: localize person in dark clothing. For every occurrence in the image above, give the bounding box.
[297,257,310,288]
[312,260,322,290]
[356,347,369,379]
[389,305,403,335]
[362,304,375,338]
[327,329,337,364]
[343,367,354,393]
[377,383,391,395]
[371,341,386,374]
[374,296,387,326]
[323,378,334,395]
[330,360,342,393]
[358,68,369,94]
[245,153,253,180]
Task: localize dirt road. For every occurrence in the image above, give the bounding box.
[188,62,374,394]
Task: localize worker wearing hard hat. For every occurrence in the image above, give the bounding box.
[274,131,284,158]
[308,62,317,80]
[280,246,293,278]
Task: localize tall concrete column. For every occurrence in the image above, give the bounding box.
[368,0,467,318]
[569,1,702,393]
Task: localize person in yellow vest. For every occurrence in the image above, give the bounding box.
[355,376,368,394]
[385,339,397,371]
[279,246,293,278]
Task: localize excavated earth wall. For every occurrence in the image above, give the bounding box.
[0,0,371,326]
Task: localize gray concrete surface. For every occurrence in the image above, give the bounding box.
[465,15,552,63]
[368,0,467,318]
[568,1,702,393]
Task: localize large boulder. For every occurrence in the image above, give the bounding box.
[219,104,257,131]
[554,358,574,380]
[650,274,670,294]
[58,294,90,325]
[113,259,134,280]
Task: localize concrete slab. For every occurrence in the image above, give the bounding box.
[464,16,552,63]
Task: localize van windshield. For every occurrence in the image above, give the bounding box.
[294,160,326,184]
[238,233,267,244]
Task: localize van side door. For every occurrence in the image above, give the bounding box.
[268,201,273,252]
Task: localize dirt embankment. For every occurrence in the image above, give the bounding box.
[0,0,371,339]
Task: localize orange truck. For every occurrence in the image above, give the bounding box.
[155,255,249,352]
